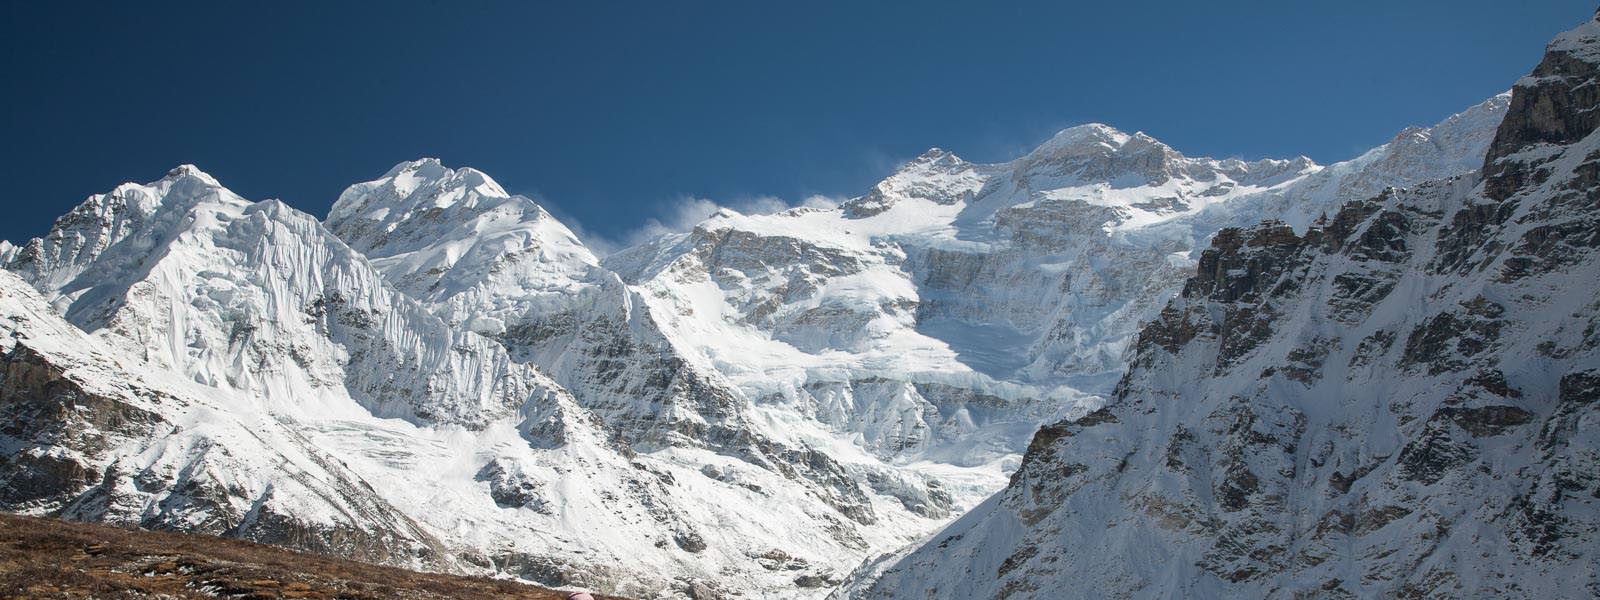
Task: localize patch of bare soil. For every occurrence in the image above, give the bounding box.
[0,513,623,599]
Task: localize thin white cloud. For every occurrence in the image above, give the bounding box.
[798,194,842,210]
[618,196,723,249]
[576,193,848,256]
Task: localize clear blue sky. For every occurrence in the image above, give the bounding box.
[1,1,1592,248]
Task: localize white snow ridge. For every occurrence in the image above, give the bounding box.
[2,10,1598,600]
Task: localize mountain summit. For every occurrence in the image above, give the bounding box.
[1,10,1592,600]
[839,12,1600,599]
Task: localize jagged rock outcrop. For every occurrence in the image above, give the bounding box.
[1486,13,1600,201]
[840,13,1600,599]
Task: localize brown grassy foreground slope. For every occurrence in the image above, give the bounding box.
[0,513,624,599]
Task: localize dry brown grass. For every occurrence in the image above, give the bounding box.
[0,512,624,599]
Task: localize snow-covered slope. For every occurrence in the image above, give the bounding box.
[327,159,758,453]
[842,14,1600,599]
[5,165,555,427]
[0,269,450,568]
[0,13,1554,600]
[327,159,983,596]
[326,158,601,335]
[1,160,984,598]
[1183,91,1511,235]
[601,91,1507,472]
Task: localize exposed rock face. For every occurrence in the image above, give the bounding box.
[841,14,1600,599]
[1486,11,1600,201]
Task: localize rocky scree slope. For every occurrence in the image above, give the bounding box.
[841,13,1600,600]
[0,512,620,599]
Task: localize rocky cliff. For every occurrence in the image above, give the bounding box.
[841,13,1600,599]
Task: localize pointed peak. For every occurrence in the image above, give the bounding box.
[1019,123,1184,166]
[452,167,505,194]
[162,164,220,186]
[912,147,955,163]
[893,146,968,172]
[1043,123,1132,147]
[374,158,509,199]
[1021,124,1151,163]
[382,157,448,179]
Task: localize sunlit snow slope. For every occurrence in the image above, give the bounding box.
[0,27,1530,600]
[841,13,1600,600]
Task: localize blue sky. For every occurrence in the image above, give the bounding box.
[1,1,1592,249]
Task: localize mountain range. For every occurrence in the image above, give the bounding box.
[1,10,1596,600]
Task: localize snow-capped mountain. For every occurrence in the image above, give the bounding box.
[0,165,685,590]
[326,159,758,454]
[5,165,560,426]
[0,268,450,568]
[601,90,1507,475]
[0,11,1570,600]
[326,158,602,335]
[841,13,1600,599]
[0,157,985,598]
[327,157,1006,595]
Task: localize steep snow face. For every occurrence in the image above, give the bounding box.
[5,167,974,598]
[0,269,450,569]
[602,95,1506,478]
[327,158,601,337]
[8,165,219,298]
[327,158,753,450]
[7,166,552,427]
[604,202,1089,468]
[843,15,1600,599]
[329,160,1001,596]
